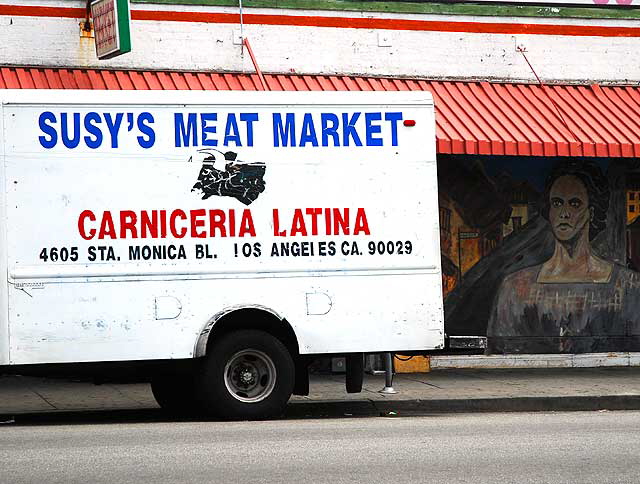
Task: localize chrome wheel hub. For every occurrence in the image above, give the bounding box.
[224,349,277,403]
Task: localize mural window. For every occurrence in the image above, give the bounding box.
[484,237,498,254]
[439,207,452,233]
[440,154,640,357]
[511,216,522,231]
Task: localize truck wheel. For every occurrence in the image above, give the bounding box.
[150,375,199,414]
[196,329,294,420]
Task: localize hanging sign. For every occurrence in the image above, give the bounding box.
[90,0,131,60]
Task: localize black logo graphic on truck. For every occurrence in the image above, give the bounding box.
[191,150,266,206]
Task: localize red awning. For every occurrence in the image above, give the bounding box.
[2,66,639,158]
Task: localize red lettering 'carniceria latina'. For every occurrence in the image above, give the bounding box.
[77,208,256,239]
[272,207,370,236]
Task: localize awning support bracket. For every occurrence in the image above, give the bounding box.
[83,0,92,32]
[243,38,269,91]
[517,46,579,143]
[237,0,268,91]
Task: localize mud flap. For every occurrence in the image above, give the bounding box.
[345,353,364,393]
[293,357,310,396]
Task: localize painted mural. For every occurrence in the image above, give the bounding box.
[440,156,640,354]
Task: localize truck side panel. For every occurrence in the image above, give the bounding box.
[2,91,443,365]
[8,272,442,364]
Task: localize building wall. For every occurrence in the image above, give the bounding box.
[439,194,488,281]
[503,204,529,237]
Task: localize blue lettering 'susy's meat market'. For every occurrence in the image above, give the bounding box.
[37,110,403,149]
[38,111,156,148]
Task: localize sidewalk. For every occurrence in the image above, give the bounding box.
[1,367,639,419]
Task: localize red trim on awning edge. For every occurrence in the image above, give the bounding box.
[2,67,639,158]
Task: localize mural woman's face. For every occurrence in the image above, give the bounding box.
[549,175,591,242]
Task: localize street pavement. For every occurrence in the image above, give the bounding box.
[0,367,639,420]
[2,412,639,484]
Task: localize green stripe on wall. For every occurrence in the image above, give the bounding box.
[130,0,640,20]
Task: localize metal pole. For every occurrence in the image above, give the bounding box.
[379,352,397,394]
[83,0,92,32]
[238,0,244,54]
[458,230,462,283]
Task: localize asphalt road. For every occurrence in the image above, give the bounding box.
[1,411,638,484]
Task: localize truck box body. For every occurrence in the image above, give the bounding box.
[0,90,443,367]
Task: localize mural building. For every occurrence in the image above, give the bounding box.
[442,156,640,355]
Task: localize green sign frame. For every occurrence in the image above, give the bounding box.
[91,0,132,60]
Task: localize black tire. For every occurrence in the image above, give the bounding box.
[150,375,199,415]
[196,329,294,420]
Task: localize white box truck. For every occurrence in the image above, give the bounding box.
[0,90,444,419]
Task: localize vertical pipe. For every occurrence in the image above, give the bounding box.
[379,352,397,394]
[384,352,394,387]
[458,230,462,283]
[238,0,244,54]
[83,0,92,31]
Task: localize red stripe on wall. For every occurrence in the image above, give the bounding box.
[0,5,83,17]
[1,4,639,38]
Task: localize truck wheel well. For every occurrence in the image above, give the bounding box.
[202,308,299,359]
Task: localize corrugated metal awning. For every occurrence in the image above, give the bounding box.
[2,66,639,158]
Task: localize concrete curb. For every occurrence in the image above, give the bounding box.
[2,368,639,421]
[430,352,640,369]
[285,395,640,417]
[2,395,640,423]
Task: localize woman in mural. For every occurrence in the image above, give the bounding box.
[487,159,640,354]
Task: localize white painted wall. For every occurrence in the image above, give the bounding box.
[1,1,639,83]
